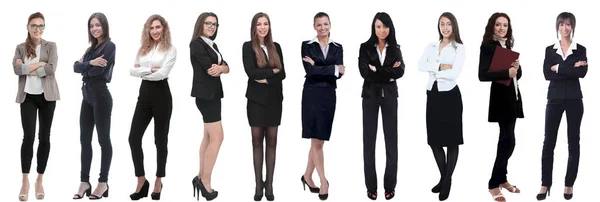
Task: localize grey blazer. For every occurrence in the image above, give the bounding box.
[12,39,60,103]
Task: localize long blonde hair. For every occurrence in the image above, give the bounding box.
[137,14,172,57]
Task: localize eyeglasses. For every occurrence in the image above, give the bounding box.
[204,22,219,28]
[29,24,45,30]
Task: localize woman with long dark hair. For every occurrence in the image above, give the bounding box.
[478,12,523,202]
[242,12,286,201]
[418,12,465,201]
[358,12,405,200]
[72,12,116,200]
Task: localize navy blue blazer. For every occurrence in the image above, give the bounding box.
[543,43,588,100]
[301,39,343,89]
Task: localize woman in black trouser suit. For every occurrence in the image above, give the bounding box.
[537,12,587,201]
[358,12,405,201]
[478,12,523,201]
[128,14,177,201]
[72,12,115,200]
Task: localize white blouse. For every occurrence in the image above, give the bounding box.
[24,44,44,94]
[130,45,177,81]
[418,41,465,91]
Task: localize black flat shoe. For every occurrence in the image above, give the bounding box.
[254,181,264,201]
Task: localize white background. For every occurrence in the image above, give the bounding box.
[0,0,597,201]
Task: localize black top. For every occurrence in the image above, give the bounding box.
[358,42,405,98]
[74,41,116,83]
[478,40,524,122]
[301,40,343,89]
[242,41,286,105]
[190,37,225,100]
[543,43,588,100]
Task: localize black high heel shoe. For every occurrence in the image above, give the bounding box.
[301,175,320,193]
[318,181,329,200]
[254,181,264,201]
[151,183,163,200]
[536,186,551,201]
[385,190,395,200]
[564,187,573,200]
[130,180,150,200]
[192,176,218,201]
[72,182,92,199]
[265,181,274,201]
[367,191,377,200]
[89,184,109,200]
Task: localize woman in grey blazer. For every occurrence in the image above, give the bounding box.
[12,12,60,202]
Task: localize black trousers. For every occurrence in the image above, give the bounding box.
[20,93,56,174]
[129,80,173,177]
[541,99,583,187]
[80,82,113,182]
[488,118,516,189]
[362,95,398,192]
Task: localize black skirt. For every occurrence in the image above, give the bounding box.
[426,82,463,146]
[247,99,282,127]
[301,87,336,141]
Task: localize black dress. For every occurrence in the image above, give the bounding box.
[242,41,286,127]
[426,81,463,146]
[300,39,343,141]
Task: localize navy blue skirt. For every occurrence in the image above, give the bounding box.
[301,87,336,141]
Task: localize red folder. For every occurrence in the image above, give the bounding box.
[489,46,520,86]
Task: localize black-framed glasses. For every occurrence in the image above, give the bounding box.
[204,22,219,28]
[30,24,45,30]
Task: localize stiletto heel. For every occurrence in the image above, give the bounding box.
[72,182,92,200]
[193,176,218,201]
[564,186,573,200]
[301,175,320,193]
[254,181,264,201]
[130,180,150,200]
[89,184,109,200]
[536,186,550,201]
[151,183,163,200]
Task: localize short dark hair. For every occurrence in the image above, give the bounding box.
[556,12,576,38]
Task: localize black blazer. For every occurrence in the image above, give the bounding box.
[478,40,523,122]
[242,41,286,105]
[358,42,405,99]
[543,43,587,100]
[301,40,343,89]
[190,37,225,100]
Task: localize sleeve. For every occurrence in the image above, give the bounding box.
[37,42,58,77]
[418,45,439,74]
[142,47,177,81]
[478,43,510,81]
[130,54,152,77]
[266,43,286,84]
[243,42,276,80]
[85,42,116,77]
[435,45,465,80]
[301,42,336,78]
[555,46,588,78]
[377,45,405,79]
[13,44,29,76]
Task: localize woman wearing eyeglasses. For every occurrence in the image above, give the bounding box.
[190,12,229,201]
[13,12,60,201]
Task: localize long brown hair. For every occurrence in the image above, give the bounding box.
[250,12,281,69]
[26,12,45,59]
[137,14,172,57]
[482,12,514,49]
[85,12,111,55]
[438,12,463,44]
[191,12,218,42]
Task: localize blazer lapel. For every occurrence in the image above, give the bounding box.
[40,39,49,61]
[324,44,336,64]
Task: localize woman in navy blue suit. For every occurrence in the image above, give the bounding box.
[299,12,344,201]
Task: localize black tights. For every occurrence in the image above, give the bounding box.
[431,145,459,187]
[251,127,278,195]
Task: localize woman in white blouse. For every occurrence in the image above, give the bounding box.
[418,12,465,201]
[128,14,176,201]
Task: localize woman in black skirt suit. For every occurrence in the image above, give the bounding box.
[242,12,286,201]
[418,12,465,201]
[189,12,230,201]
[478,12,523,201]
[299,12,344,201]
[358,12,405,200]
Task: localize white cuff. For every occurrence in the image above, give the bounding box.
[334,65,339,77]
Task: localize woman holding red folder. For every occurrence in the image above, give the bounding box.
[478,12,523,202]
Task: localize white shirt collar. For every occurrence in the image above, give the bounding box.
[200,36,214,46]
[553,39,577,59]
[307,36,339,46]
